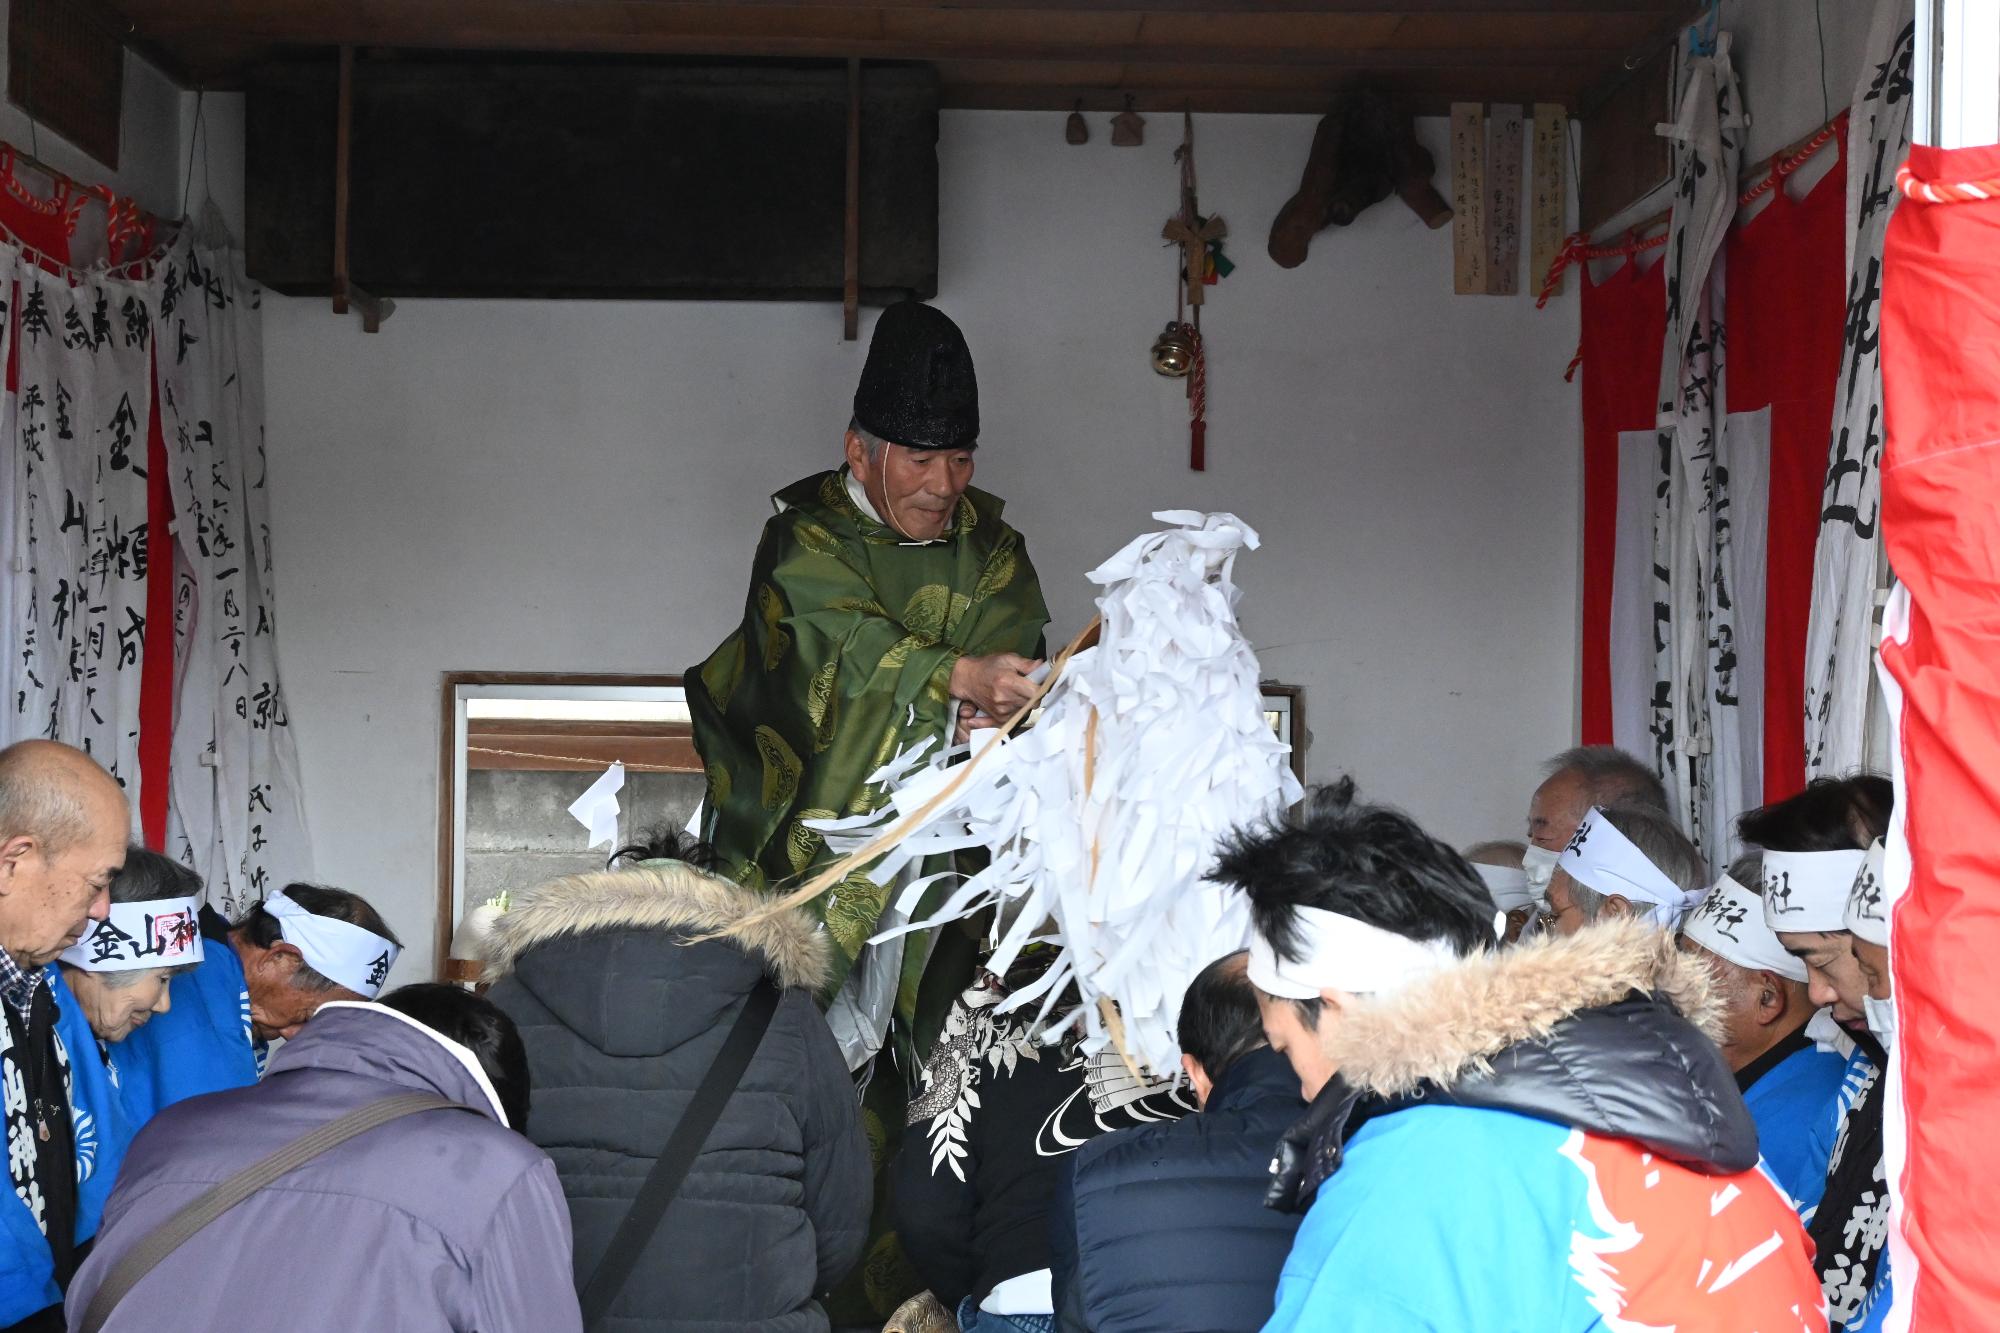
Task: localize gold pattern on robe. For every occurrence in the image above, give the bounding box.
[756,725,802,809]
[789,811,835,873]
[806,660,841,752]
[700,636,746,714]
[758,584,791,670]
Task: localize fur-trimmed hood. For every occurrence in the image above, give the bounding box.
[1269,920,1757,1212]
[487,863,828,991]
[483,863,830,1059]
[1326,917,1724,1093]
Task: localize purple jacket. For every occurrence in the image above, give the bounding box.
[64,1002,583,1333]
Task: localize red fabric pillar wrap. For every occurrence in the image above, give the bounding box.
[1878,139,2000,1333]
[137,347,174,848]
[1724,136,1848,804]
[1579,259,1666,743]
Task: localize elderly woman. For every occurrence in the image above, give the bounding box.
[0,849,206,1328]
[54,849,206,1209]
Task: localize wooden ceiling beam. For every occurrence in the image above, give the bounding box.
[112,0,1685,21]
[940,79,1590,114]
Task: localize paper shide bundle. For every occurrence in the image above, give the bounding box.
[809,510,1302,1076]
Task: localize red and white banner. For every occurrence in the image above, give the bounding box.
[1580,129,1847,825]
[1877,138,2000,1333]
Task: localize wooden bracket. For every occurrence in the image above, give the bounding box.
[332,44,392,333]
[843,56,861,340]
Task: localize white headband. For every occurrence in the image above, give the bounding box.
[1761,848,1868,934]
[1681,875,1806,982]
[60,897,205,973]
[1474,863,1537,913]
[264,890,400,999]
[1247,905,1462,999]
[1843,839,1888,947]
[1559,807,1705,929]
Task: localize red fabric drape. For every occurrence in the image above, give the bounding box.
[1725,140,1849,804]
[137,347,174,849]
[1579,259,1667,744]
[1878,139,2000,1333]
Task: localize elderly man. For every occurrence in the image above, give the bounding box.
[1680,854,1847,1214]
[0,740,124,1327]
[115,883,402,1121]
[1464,840,1536,943]
[1522,746,1670,900]
[1740,778,1895,1333]
[1540,803,1707,936]
[689,301,1050,1021]
[1219,778,1822,1332]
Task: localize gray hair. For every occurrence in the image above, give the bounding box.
[1464,839,1527,868]
[1544,745,1669,814]
[1569,802,1706,922]
[847,416,891,466]
[1726,849,1763,888]
[0,742,95,859]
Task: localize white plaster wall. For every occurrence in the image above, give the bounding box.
[256,110,1583,977]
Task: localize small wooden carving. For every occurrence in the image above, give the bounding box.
[1269,85,1450,270]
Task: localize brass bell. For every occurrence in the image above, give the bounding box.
[1150,321,1195,377]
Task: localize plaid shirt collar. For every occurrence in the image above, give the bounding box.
[0,948,47,1022]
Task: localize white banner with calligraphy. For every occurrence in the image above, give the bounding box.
[0,224,311,917]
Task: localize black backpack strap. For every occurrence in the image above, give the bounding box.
[579,981,781,1327]
[77,1092,469,1333]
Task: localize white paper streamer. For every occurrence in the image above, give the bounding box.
[813,511,1302,1074]
[568,763,626,851]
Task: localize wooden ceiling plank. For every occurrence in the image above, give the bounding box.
[110,0,1691,31]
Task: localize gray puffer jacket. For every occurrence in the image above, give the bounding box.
[486,863,870,1333]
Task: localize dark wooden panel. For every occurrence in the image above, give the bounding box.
[246,56,939,301]
[1578,40,1671,232]
[10,0,124,168]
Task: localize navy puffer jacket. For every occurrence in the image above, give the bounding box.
[486,863,870,1333]
[1049,1046,1305,1333]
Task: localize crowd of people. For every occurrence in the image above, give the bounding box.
[0,730,1899,1331]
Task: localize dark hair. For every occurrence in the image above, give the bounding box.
[234,883,402,993]
[378,983,531,1132]
[1177,952,1265,1086]
[1737,775,1893,853]
[110,846,202,905]
[608,827,719,872]
[1213,777,1495,978]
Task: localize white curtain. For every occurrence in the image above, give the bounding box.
[1801,0,1915,779]
[1,219,311,914]
[1649,33,1748,868]
[4,252,156,794]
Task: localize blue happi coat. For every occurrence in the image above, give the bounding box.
[1744,1038,1849,1218]
[0,972,132,1324]
[113,922,260,1123]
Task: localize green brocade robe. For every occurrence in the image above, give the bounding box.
[687,468,1050,1004]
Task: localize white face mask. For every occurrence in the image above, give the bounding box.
[1521,843,1561,896]
[1863,993,1897,1044]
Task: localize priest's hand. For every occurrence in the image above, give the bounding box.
[950,652,1043,726]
